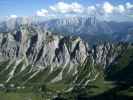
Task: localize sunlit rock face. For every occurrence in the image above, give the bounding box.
[0,25,128,84]
[0,25,89,70]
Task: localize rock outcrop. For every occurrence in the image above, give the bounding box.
[0,25,128,84]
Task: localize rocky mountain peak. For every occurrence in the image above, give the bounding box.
[0,25,130,85]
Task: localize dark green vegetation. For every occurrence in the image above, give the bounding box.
[0,45,133,100]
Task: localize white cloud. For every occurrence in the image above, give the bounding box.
[87,6,97,15]
[102,2,126,14]
[50,2,84,14]
[115,5,125,13]
[88,6,96,11]
[34,1,133,21]
[126,2,133,9]
[103,2,114,13]
[36,9,48,16]
[10,15,17,18]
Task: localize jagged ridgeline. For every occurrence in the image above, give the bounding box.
[0,25,96,84]
[0,25,133,99]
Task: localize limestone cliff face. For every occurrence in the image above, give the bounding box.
[0,25,127,84]
[91,43,125,68]
[0,25,89,72]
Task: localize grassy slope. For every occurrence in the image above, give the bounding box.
[0,46,133,100]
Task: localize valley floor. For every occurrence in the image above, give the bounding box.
[0,80,133,100]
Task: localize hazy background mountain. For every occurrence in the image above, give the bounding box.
[0,16,133,44]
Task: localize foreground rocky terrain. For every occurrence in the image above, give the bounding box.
[0,25,132,100]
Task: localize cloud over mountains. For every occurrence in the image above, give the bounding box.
[36,9,49,17]
[35,1,133,21]
[6,1,133,22]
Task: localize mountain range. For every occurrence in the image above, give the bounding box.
[0,16,133,44]
[0,17,133,99]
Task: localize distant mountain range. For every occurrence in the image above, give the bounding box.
[39,16,133,43]
[0,16,133,44]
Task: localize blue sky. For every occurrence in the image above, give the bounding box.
[0,0,133,21]
[0,0,132,16]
